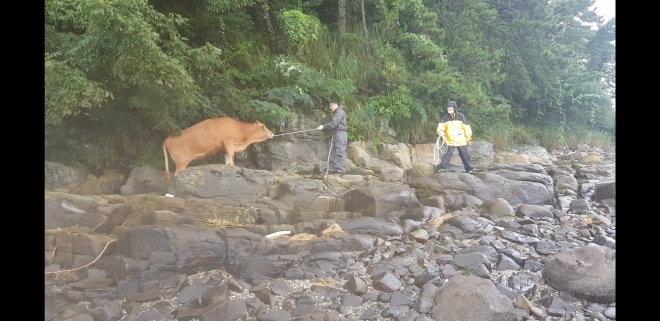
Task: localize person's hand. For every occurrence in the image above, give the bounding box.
[317,125,323,130]
[467,140,471,145]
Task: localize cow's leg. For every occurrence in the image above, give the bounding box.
[174,158,193,178]
[224,143,235,166]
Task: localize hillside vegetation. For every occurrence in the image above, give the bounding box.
[45,0,615,172]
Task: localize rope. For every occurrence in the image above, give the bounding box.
[434,134,448,166]
[271,128,317,137]
[45,239,117,277]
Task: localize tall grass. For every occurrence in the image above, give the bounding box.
[479,122,615,152]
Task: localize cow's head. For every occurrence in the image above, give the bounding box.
[254,120,274,139]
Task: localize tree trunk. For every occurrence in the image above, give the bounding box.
[262,0,275,40]
[361,0,371,56]
[338,0,346,37]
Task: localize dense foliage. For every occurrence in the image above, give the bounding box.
[45,0,615,171]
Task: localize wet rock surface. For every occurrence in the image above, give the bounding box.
[45,143,615,320]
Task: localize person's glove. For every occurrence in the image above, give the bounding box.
[317,125,323,130]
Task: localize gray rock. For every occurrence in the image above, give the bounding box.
[542,245,616,304]
[592,235,615,249]
[343,275,368,295]
[293,296,316,316]
[603,306,615,319]
[496,255,520,271]
[446,216,482,233]
[256,309,292,321]
[120,165,169,196]
[476,198,515,217]
[168,165,271,201]
[594,177,615,201]
[415,282,438,313]
[441,264,458,279]
[343,183,421,217]
[458,245,499,262]
[453,253,491,268]
[535,239,558,255]
[271,279,293,296]
[340,294,364,307]
[500,230,540,245]
[372,272,403,292]
[45,161,88,192]
[402,206,443,222]
[516,204,554,219]
[431,275,516,321]
[340,217,403,237]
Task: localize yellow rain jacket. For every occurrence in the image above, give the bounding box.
[436,111,472,146]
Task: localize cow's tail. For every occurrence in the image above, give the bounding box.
[162,138,172,183]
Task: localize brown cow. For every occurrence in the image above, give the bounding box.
[162,117,274,183]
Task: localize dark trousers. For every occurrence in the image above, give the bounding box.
[328,131,347,173]
[437,145,473,172]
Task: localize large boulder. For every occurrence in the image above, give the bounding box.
[542,244,616,304]
[70,169,127,195]
[340,217,404,237]
[346,145,396,173]
[409,172,553,206]
[273,178,333,214]
[248,138,329,174]
[594,177,615,201]
[431,274,516,321]
[45,161,88,192]
[342,182,420,217]
[168,165,272,202]
[120,165,169,196]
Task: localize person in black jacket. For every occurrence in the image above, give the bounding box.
[317,100,348,174]
[436,100,474,174]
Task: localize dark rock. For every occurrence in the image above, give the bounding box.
[201,284,229,306]
[340,217,404,237]
[285,267,305,280]
[251,286,276,309]
[343,184,420,217]
[340,294,364,307]
[390,292,413,306]
[293,296,315,317]
[372,271,403,292]
[310,285,340,300]
[431,275,516,321]
[592,235,615,249]
[272,279,293,296]
[496,254,521,271]
[594,178,615,201]
[516,204,554,219]
[523,260,544,272]
[343,275,368,295]
[441,264,458,279]
[495,284,520,299]
[415,282,438,314]
[256,309,293,321]
[500,230,540,245]
[534,239,558,255]
[542,245,616,304]
[359,308,378,320]
[458,245,499,262]
[126,289,162,303]
[413,273,441,287]
[446,216,482,233]
[89,300,122,321]
[453,253,490,268]
[178,285,213,305]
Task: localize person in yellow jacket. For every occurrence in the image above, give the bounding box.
[435,100,475,174]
